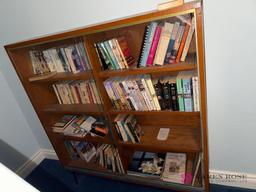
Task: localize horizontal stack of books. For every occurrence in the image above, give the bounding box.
[52,80,101,104]
[94,36,135,70]
[103,75,160,111]
[127,151,188,184]
[138,15,195,67]
[65,141,124,173]
[52,115,108,138]
[29,40,91,75]
[114,114,141,143]
[103,72,199,112]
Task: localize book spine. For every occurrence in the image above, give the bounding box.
[121,80,138,110]
[164,22,180,64]
[108,39,125,69]
[183,78,193,111]
[181,17,195,61]
[146,26,162,66]
[175,23,190,63]
[137,24,150,67]
[103,41,120,69]
[60,48,72,72]
[140,22,158,67]
[170,83,179,111]
[162,81,172,110]
[64,47,79,73]
[192,76,200,111]
[153,80,165,110]
[113,38,129,68]
[52,84,62,104]
[117,36,135,67]
[154,22,174,66]
[135,78,153,110]
[141,76,156,110]
[176,78,184,111]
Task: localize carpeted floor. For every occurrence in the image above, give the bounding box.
[25,159,255,192]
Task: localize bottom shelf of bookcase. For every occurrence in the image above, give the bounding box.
[65,164,204,192]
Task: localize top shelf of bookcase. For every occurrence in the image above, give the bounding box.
[98,54,196,78]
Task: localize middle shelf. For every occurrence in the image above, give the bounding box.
[118,125,201,153]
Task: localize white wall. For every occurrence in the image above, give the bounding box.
[0,0,255,178]
[204,0,256,174]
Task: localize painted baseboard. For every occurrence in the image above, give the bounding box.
[16,149,256,190]
[210,169,256,189]
[16,149,58,178]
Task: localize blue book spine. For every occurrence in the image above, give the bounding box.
[164,39,175,63]
[140,22,158,67]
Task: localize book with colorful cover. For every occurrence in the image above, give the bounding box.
[146,26,162,66]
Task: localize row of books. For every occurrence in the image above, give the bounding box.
[138,15,195,67]
[29,40,91,75]
[114,114,142,143]
[154,71,200,112]
[127,151,188,184]
[94,36,135,70]
[53,80,101,105]
[65,141,124,174]
[103,72,200,112]
[52,115,108,138]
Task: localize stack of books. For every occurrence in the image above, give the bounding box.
[29,40,91,75]
[52,80,101,104]
[65,141,125,174]
[138,15,195,67]
[94,36,135,70]
[127,151,165,178]
[103,75,161,111]
[114,114,141,143]
[127,151,188,184]
[153,71,199,112]
[161,153,187,184]
[52,115,108,138]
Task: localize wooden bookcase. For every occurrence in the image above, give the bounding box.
[5,1,209,191]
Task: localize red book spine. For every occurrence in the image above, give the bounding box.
[146,26,162,66]
[175,23,190,63]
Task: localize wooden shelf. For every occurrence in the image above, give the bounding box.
[119,125,201,153]
[99,55,196,78]
[68,159,107,172]
[60,133,113,145]
[108,109,200,116]
[30,71,93,83]
[43,104,104,115]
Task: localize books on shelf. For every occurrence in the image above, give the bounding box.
[29,40,91,75]
[103,75,161,111]
[52,80,101,104]
[53,115,108,138]
[65,141,124,174]
[114,114,142,143]
[94,36,135,70]
[161,152,187,184]
[127,151,165,178]
[137,14,195,68]
[104,72,199,112]
[127,151,188,184]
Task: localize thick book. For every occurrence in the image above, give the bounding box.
[146,26,162,66]
[176,72,185,111]
[161,152,187,184]
[164,22,180,64]
[138,22,158,67]
[153,22,174,65]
